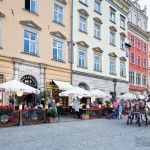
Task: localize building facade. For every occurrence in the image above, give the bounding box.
[72,0,130,97]
[0,0,72,105]
[128,0,149,95]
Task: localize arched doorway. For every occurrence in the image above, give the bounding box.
[20,75,38,108]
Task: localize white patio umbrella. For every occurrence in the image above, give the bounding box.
[0,79,40,94]
[59,87,93,97]
[120,93,136,100]
[90,89,112,98]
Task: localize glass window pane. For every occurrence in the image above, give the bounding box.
[24,39,29,53]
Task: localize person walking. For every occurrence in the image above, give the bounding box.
[118,104,122,119]
[113,99,119,118]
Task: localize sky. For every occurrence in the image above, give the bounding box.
[138,0,150,31]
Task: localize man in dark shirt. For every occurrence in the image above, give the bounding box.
[9,96,14,105]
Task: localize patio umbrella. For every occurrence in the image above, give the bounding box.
[90,89,112,98]
[120,93,136,100]
[0,79,40,94]
[59,87,93,97]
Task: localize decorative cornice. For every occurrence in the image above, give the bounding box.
[0,12,5,18]
[76,41,89,48]
[93,17,103,24]
[50,31,67,40]
[78,9,89,17]
[56,0,67,5]
[93,47,103,53]
[109,26,117,32]
[120,32,126,37]
[128,21,150,41]
[120,56,127,61]
[108,52,118,58]
[72,70,129,84]
[20,20,41,31]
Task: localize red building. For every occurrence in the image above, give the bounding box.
[128,0,149,95]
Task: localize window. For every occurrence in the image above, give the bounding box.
[130,35,134,46]
[94,0,101,13]
[54,4,63,24]
[120,63,125,77]
[25,0,37,13]
[110,7,116,23]
[79,16,87,32]
[110,59,115,74]
[0,74,3,84]
[53,40,63,61]
[137,39,141,50]
[94,24,100,38]
[143,43,147,53]
[24,30,37,55]
[142,75,147,87]
[136,73,141,85]
[94,54,101,71]
[143,58,147,68]
[130,53,134,64]
[129,71,135,85]
[79,0,87,4]
[137,56,141,66]
[120,16,125,29]
[120,36,125,49]
[110,31,115,45]
[78,49,86,67]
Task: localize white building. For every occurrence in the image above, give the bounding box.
[72,0,130,97]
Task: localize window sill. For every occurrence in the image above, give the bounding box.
[120,48,125,51]
[137,48,141,50]
[94,10,102,15]
[52,20,65,27]
[120,27,125,30]
[79,1,88,7]
[110,20,116,24]
[94,69,102,72]
[79,29,88,34]
[94,36,101,41]
[0,47,3,49]
[77,66,88,69]
[109,73,116,76]
[22,8,39,16]
[110,43,116,47]
[120,75,126,78]
[51,59,66,63]
[21,52,39,57]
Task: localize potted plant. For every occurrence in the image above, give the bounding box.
[82,110,92,120]
[47,107,58,123]
[105,100,112,107]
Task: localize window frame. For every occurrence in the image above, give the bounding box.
[143,43,147,53]
[110,30,115,46]
[136,73,141,86]
[130,52,134,64]
[79,15,87,32]
[24,0,38,13]
[130,35,134,47]
[120,35,125,50]
[78,48,86,68]
[110,7,116,23]
[52,39,64,62]
[94,0,101,14]
[94,23,101,39]
[79,0,87,5]
[109,59,116,75]
[120,62,125,77]
[143,58,147,68]
[120,15,125,29]
[142,75,147,87]
[137,39,141,50]
[94,54,101,71]
[129,71,135,85]
[137,55,141,66]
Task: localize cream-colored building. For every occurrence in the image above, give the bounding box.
[72,0,130,97]
[0,0,72,106]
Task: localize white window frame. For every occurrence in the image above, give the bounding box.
[120,16,125,29]
[137,56,141,66]
[24,0,38,13]
[79,15,87,32]
[110,8,116,23]
[143,43,147,53]
[110,31,115,45]
[94,0,101,13]
[130,52,134,64]
[143,58,147,68]
[22,27,39,56]
[52,39,64,62]
[130,35,134,47]
[120,36,125,50]
[129,71,135,85]
[53,2,64,25]
[78,49,86,68]
[94,23,100,39]
[120,63,125,77]
[110,59,115,74]
[137,39,141,50]
[94,54,101,71]
[0,18,2,48]
[136,73,141,86]
[142,75,147,87]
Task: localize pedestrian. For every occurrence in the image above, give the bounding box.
[48,96,53,108]
[41,98,45,108]
[118,104,122,119]
[8,96,14,106]
[113,99,119,118]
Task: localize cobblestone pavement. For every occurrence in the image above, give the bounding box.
[0,117,150,150]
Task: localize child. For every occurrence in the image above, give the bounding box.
[118,104,122,119]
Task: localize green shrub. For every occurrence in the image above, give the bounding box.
[47,107,58,118]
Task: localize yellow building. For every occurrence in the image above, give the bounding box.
[0,0,72,106]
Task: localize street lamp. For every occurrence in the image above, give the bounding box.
[112,79,117,101]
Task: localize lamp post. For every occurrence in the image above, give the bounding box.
[112,79,117,101]
[19,103,23,126]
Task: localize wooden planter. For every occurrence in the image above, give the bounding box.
[82,114,89,120]
[48,117,58,123]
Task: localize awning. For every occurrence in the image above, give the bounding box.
[52,80,73,91]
